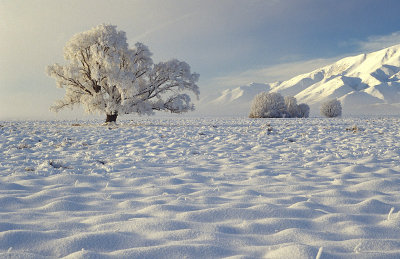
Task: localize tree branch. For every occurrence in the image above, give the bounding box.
[53,70,93,96]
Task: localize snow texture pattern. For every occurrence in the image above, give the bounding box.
[1,117,400,258]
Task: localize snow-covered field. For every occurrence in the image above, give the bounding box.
[1,117,400,258]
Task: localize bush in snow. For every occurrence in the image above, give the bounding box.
[297,103,310,118]
[284,96,299,118]
[250,93,310,118]
[320,99,342,118]
[284,97,310,118]
[47,24,199,123]
[249,92,286,118]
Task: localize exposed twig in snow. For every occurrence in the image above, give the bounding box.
[284,138,295,143]
[316,247,323,259]
[49,160,71,169]
[354,242,362,253]
[314,209,329,214]
[388,207,395,221]
[97,160,106,165]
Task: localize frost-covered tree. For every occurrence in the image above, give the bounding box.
[297,103,310,118]
[47,24,199,123]
[284,96,299,118]
[320,99,342,118]
[249,92,286,118]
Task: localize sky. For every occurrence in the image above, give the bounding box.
[1,0,400,120]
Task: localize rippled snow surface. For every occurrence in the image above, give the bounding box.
[1,117,400,258]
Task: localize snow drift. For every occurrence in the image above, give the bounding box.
[1,118,400,257]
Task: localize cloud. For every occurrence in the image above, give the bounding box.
[357,31,400,52]
[131,11,197,43]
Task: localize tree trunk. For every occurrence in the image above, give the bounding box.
[105,113,118,123]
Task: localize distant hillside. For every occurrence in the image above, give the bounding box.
[205,44,400,116]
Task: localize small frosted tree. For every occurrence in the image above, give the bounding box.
[297,103,310,118]
[284,96,299,118]
[47,24,199,123]
[249,92,286,118]
[320,99,342,118]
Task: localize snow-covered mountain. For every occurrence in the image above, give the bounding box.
[207,44,400,115]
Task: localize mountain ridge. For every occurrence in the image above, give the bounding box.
[206,44,400,115]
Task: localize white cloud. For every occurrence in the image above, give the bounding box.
[131,12,197,43]
[357,31,400,52]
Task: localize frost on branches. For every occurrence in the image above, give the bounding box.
[46,24,200,123]
[320,99,342,118]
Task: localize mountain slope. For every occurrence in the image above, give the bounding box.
[207,44,400,115]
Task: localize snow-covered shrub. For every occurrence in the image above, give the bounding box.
[320,99,342,118]
[250,93,311,118]
[249,92,286,118]
[297,103,310,118]
[284,96,299,118]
